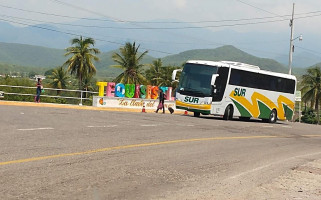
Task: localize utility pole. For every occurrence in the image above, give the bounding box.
[288,3,295,75]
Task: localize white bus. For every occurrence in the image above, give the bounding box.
[172,60,297,123]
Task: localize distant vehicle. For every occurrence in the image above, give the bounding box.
[0,91,4,98]
[172,60,297,123]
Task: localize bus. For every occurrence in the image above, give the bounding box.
[172,60,297,123]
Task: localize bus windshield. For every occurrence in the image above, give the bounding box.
[178,63,218,97]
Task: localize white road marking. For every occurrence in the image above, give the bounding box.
[186,125,195,127]
[18,127,54,131]
[87,125,117,128]
[282,126,292,128]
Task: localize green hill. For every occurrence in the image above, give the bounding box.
[0,42,155,78]
[162,45,289,73]
[0,42,65,68]
[0,43,304,78]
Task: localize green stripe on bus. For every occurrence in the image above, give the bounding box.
[283,104,293,120]
[258,101,271,119]
[231,99,252,117]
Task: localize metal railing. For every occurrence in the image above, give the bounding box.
[0,85,98,105]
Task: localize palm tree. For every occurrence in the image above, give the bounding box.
[64,36,100,90]
[145,59,163,85]
[82,74,96,98]
[301,66,321,124]
[48,66,70,95]
[112,42,148,84]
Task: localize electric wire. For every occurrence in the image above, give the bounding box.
[0,2,320,25]
[0,17,175,55]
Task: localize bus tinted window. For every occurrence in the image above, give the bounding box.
[229,69,295,94]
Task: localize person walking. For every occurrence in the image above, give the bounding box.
[35,78,42,103]
[155,89,165,114]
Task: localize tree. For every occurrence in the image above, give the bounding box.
[82,74,96,98]
[112,42,148,84]
[145,59,163,85]
[301,66,321,124]
[48,66,70,95]
[158,66,181,91]
[64,36,100,90]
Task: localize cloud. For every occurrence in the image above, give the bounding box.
[174,0,187,8]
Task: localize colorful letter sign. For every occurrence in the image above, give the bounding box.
[96,82,172,100]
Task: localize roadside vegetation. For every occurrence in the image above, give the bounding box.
[0,37,181,105]
[299,65,321,124]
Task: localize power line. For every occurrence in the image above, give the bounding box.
[1,2,320,59]
[0,17,175,55]
[235,0,287,19]
[295,46,321,56]
[2,11,321,30]
[0,2,320,24]
[0,13,290,29]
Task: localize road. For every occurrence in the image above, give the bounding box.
[0,103,321,199]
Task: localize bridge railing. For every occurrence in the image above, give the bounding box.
[0,85,97,105]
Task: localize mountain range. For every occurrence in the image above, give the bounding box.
[0,42,310,78]
[0,19,320,68]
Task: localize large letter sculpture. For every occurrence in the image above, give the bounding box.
[106,82,115,97]
[125,84,135,98]
[115,83,125,97]
[96,82,107,97]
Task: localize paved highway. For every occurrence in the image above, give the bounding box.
[0,103,321,199]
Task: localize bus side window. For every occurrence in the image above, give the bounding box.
[229,69,241,85]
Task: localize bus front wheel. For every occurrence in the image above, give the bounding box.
[223,105,233,120]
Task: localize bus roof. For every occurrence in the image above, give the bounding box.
[186,60,296,81]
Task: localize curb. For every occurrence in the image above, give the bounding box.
[0,100,188,115]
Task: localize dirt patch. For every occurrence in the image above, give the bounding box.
[248,159,321,199]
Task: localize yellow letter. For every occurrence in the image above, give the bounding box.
[96,82,107,96]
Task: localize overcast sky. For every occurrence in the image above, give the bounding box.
[0,0,320,34]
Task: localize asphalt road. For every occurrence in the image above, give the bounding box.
[0,104,321,199]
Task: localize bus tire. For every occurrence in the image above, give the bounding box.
[194,112,200,117]
[239,117,250,121]
[223,105,233,120]
[268,109,277,123]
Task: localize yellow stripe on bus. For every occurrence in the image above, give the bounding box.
[176,100,211,110]
[229,91,294,120]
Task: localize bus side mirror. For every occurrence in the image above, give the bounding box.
[211,74,219,86]
[172,69,182,82]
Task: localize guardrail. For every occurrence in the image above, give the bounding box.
[0,85,98,105]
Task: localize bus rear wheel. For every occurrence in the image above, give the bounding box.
[268,109,277,123]
[194,112,200,117]
[263,109,277,123]
[223,105,233,120]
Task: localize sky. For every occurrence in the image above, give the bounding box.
[1,0,320,33]
[0,0,320,61]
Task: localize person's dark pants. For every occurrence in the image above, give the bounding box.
[36,88,41,102]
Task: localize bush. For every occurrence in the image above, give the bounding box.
[301,108,319,124]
